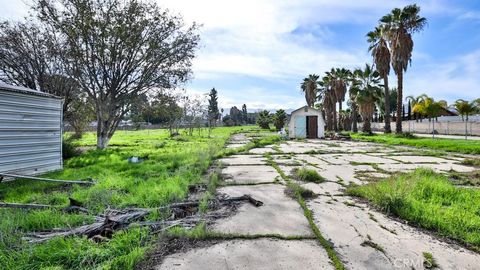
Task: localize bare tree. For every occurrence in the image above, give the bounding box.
[182,94,207,136]
[35,0,200,148]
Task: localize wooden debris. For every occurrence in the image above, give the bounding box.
[24,194,264,243]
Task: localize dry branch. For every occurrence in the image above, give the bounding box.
[24,194,263,243]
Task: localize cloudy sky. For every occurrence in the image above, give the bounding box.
[1,0,479,111]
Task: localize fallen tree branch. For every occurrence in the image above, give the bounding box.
[24,194,263,243]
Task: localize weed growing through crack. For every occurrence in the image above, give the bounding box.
[361,235,386,255]
[348,168,480,251]
[461,158,480,167]
[423,252,439,269]
[291,167,325,183]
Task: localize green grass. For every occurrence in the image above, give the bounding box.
[291,167,325,183]
[0,126,254,269]
[348,168,480,251]
[423,252,439,269]
[462,158,480,167]
[350,133,480,154]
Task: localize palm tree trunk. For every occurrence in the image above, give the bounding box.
[395,71,403,133]
[338,102,343,131]
[333,108,338,132]
[383,75,391,133]
[362,115,371,134]
[352,104,358,133]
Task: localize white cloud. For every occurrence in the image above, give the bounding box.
[1,0,476,109]
[405,49,480,102]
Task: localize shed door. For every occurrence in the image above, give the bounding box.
[294,116,306,138]
[307,116,318,139]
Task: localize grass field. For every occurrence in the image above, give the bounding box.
[0,126,260,270]
[348,169,480,251]
[350,133,480,154]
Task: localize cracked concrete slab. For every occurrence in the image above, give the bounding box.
[313,164,375,185]
[221,165,280,184]
[307,196,480,270]
[385,155,453,164]
[301,182,345,195]
[218,155,266,166]
[378,163,476,173]
[213,184,313,236]
[156,238,334,270]
[248,147,276,154]
[294,154,331,166]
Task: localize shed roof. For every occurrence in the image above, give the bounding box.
[290,105,322,115]
[0,81,61,99]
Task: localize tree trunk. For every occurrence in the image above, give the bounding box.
[352,104,358,133]
[395,71,403,133]
[96,105,122,149]
[338,102,343,131]
[333,105,338,132]
[362,115,371,134]
[383,75,391,133]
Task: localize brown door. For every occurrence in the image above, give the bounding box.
[307,116,318,138]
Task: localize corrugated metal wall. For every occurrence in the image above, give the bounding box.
[0,89,63,175]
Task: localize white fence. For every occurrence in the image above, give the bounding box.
[369,120,480,136]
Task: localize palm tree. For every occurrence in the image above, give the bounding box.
[319,75,335,131]
[350,64,383,134]
[451,99,479,139]
[367,25,392,133]
[301,74,320,107]
[405,94,422,122]
[412,95,447,138]
[331,68,351,131]
[380,4,427,133]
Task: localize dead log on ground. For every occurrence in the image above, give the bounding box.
[24,194,263,243]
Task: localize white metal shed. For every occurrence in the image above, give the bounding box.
[0,82,63,175]
[288,106,325,139]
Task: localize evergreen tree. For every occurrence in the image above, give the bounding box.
[207,88,220,127]
[242,104,248,124]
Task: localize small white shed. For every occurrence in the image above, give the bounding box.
[0,82,63,176]
[288,106,325,139]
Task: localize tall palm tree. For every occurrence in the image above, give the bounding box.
[348,87,359,133]
[367,25,392,133]
[332,68,351,131]
[319,75,338,132]
[350,64,382,134]
[301,74,320,107]
[380,4,427,133]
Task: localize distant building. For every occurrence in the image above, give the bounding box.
[0,82,63,175]
[288,106,325,139]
